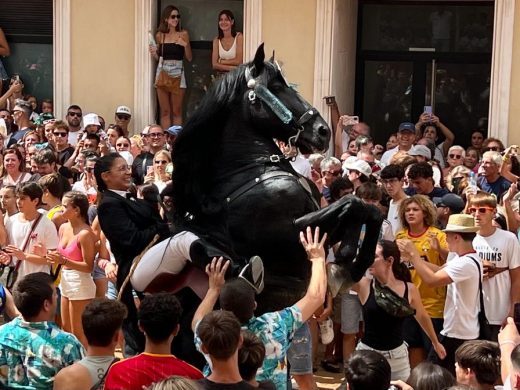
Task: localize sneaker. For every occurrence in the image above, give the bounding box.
[319,317,334,345]
[239,256,264,294]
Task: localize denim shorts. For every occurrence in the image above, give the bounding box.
[91,263,106,280]
[357,341,410,381]
[287,322,313,375]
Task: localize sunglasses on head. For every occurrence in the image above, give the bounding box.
[468,206,495,214]
[449,154,462,159]
[116,114,131,120]
[170,14,181,19]
[53,132,68,137]
[67,112,82,117]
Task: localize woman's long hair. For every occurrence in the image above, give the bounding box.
[157,5,181,34]
[217,10,237,39]
[379,240,411,283]
[399,194,437,230]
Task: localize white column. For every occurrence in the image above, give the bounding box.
[313,0,334,126]
[134,0,156,134]
[488,0,515,144]
[53,0,71,119]
[244,0,263,62]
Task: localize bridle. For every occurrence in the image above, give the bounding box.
[244,65,317,152]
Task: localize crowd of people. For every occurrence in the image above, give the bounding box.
[0,6,519,390]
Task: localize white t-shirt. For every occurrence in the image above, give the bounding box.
[290,154,312,179]
[387,198,405,239]
[6,213,59,279]
[381,219,394,241]
[473,229,520,325]
[442,252,481,339]
[380,146,399,166]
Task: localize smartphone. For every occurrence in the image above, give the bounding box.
[324,96,335,105]
[514,302,520,332]
[146,165,154,175]
[342,116,359,127]
[424,106,433,115]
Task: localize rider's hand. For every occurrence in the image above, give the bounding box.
[105,262,118,283]
[300,226,327,261]
[205,257,230,291]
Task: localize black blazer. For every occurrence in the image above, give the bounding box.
[97,190,170,285]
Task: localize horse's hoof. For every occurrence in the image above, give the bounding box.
[327,263,354,297]
[239,256,264,294]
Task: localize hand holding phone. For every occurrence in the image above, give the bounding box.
[146,165,154,175]
[341,115,359,128]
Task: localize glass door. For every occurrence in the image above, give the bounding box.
[355,1,494,147]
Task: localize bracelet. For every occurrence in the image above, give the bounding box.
[499,340,517,347]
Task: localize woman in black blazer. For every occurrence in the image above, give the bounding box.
[95,153,170,354]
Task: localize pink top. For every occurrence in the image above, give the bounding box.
[58,236,83,263]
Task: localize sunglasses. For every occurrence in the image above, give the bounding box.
[149,133,164,138]
[449,154,462,159]
[154,160,168,165]
[67,112,82,117]
[53,132,68,137]
[468,206,495,214]
[116,114,131,120]
[484,146,500,152]
[170,14,181,19]
[324,170,342,176]
[116,143,130,148]
[140,133,149,138]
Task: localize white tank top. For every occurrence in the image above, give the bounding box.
[218,34,239,60]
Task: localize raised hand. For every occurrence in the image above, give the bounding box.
[205,257,230,291]
[300,226,327,261]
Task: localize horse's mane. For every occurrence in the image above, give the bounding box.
[172,65,247,220]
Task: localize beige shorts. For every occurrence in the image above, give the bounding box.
[60,268,96,300]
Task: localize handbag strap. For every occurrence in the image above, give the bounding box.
[14,213,43,272]
[161,32,165,59]
[467,254,488,319]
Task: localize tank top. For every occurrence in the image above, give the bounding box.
[58,234,84,263]
[158,43,184,61]
[218,34,239,60]
[361,281,409,351]
[77,356,118,388]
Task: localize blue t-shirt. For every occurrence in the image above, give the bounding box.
[405,186,449,200]
[478,175,511,200]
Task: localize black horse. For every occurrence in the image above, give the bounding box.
[159,44,383,314]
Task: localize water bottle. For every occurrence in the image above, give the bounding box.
[469,171,478,194]
[148,31,156,48]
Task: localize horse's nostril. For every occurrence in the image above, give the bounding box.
[318,126,328,137]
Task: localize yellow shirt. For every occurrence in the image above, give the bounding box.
[396,226,447,318]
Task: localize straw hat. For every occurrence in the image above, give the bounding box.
[443,214,479,233]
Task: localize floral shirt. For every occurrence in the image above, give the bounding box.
[195,306,303,390]
[0,317,85,389]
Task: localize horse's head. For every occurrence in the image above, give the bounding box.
[244,44,330,154]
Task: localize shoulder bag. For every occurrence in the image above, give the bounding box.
[6,213,44,289]
[468,255,492,340]
[155,33,181,94]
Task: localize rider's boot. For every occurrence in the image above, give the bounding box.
[189,238,264,294]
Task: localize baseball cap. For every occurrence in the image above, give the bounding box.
[83,113,101,127]
[343,157,372,178]
[166,125,182,136]
[409,145,432,160]
[115,105,132,117]
[398,122,416,133]
[433,193,465,214]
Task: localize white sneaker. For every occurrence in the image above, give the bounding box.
[319,317,334,345]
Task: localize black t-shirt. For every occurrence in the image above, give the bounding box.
[57,146,75,166]
[198,379,259,390]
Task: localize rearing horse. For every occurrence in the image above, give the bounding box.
[133,44,382,317]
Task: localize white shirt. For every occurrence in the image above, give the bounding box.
[290,154,312,179]
[442,252,481,339]
[6,213,59,279]
[473,229,520,325]
[387,198,405,238]
[380,146,399,166]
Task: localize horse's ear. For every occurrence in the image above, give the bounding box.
[252,43,265,75]
[269,50,275,63]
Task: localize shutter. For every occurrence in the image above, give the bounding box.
[0,0,53,43]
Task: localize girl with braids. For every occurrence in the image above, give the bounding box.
[351,240,446,381]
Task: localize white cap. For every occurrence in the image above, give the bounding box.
[115,105,132,116]
[83,113,101,127]
[343,157,372,178]
[409,145,432,160]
